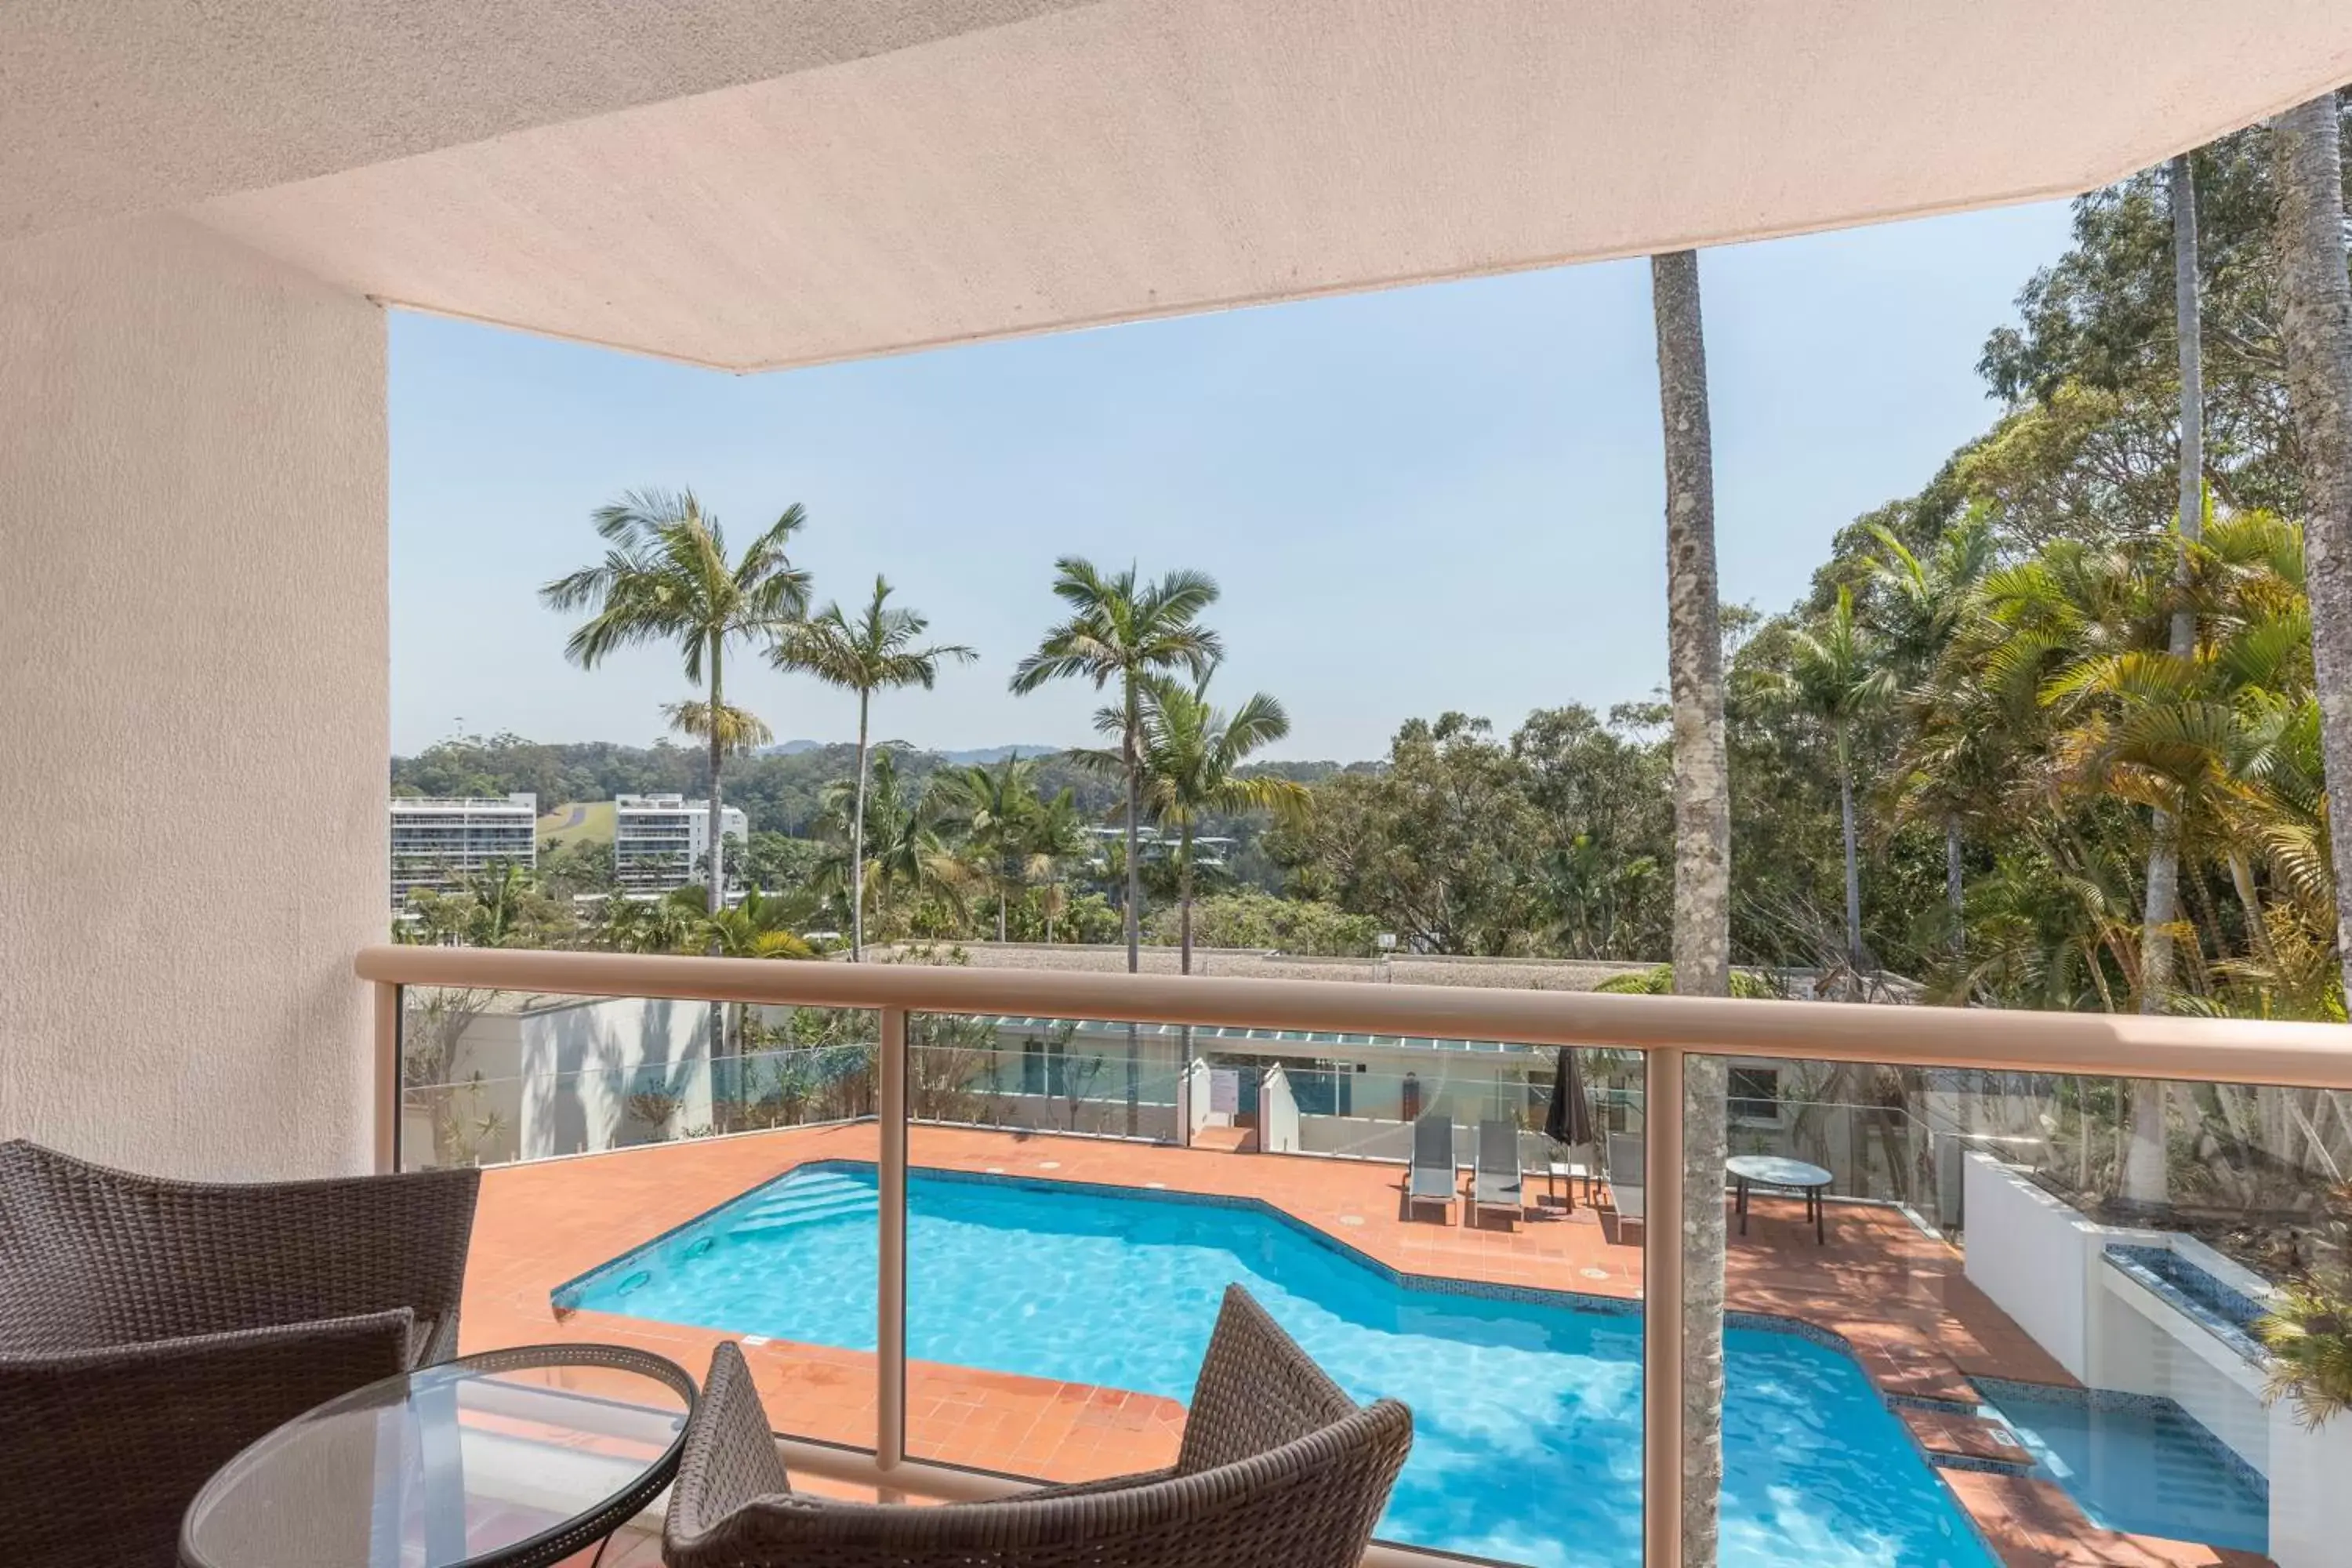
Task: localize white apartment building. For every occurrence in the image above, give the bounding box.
[613,794,749,896]
[388,793,537,908]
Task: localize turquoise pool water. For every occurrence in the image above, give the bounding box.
[562,1163,1997,1568]
[1981,1381,2267,1554]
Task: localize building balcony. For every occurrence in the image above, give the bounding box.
[373,945,2352,1568]
[13,9,2352,1567]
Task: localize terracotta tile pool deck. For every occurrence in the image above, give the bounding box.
[464,1123,2267,1568]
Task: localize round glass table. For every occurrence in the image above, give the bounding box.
[180,1345,696,1568]
[1725,1153,1835,1243]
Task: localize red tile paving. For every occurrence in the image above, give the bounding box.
[462,1122,2264,1567]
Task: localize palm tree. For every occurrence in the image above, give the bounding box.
[1025,787,1091,943]
[1011,561,1223,973]
[680,884,815,1127]
[814,750,965,938]
[2145,150,2207,1022]
[773,576,975,960]
[1866,510,1996,949]
[698,885,818,961]
[1754,586,1896,994]
[1651,247,1732,1568]
[540,488,811,916]
[931,753,1044,942]
[2271,91,2352,1000]
[1123,674,1308,974]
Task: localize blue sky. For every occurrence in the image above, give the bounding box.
[390,198,2075,761]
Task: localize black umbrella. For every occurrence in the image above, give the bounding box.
[1544,1047,1595,1149]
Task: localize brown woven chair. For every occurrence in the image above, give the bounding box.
[665,1283,1413,1568]
[0,1138,481,1568]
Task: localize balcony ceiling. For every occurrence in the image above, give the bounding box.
[18,1,2352,372]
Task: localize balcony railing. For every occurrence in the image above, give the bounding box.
[356,943,2352,1568]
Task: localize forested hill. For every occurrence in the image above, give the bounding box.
[390,733,1361,837]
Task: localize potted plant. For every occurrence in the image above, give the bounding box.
[2260,1182,2352,1428]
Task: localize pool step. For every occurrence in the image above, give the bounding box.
[728,1178,878,1235]
[1900,1404,2033,1475]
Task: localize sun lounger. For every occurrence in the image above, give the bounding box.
[1472,1119,1523,1227]
[1607,1131,1646,1232]
[1408,1112,1458,1221]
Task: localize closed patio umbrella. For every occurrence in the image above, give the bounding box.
[1544,1047,1594,1149]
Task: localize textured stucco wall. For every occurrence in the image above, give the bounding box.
[0,215,386,1179]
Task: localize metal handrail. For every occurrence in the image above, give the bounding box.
[355,944,2352,1086]
[354,942,2352,1568]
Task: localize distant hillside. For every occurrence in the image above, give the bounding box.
[397,733,1113,837]
[757,740,1062,764]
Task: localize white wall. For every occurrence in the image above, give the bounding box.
[0,215,385,1180]
[1962,1154,2101,1381]
[1260,1065,1301,1154]
[2090,1269,2270,1472]
[1962,1156,2352,1568]
[517,997,713,1159]
[2270,1399,2352,1568]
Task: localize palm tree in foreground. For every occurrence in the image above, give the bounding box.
[1011,560,1223,971]
[1652,246,1731,1568]
[540,488,811,916]
[774,576,975,960]
[2272,91,2352,1000]
[1123,674,1308,974]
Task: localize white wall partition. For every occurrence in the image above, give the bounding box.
[1962,1154,2103,1380]
[0,216,385,1180]
[1962,1152,2352,1568]
[1260,1064,1301,1154]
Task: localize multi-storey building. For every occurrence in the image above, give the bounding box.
[613,794,749,896]
[388,793,537,908]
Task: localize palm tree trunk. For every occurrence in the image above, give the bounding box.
[705,633,730,1109]
[2274,91,2352,1001]
[1124,679,1142,975]
[1945,814,1965,960]
[1180,826,1195,976]
[1838,757,1862,996]
[1653,247,1730,1568]
[1123,677,1142,1134]
[706,635,727,916]
[2122,151,2208,1207]
[2227,851,2281,971]
[2169,150,2205,628]
[851,692,869,962]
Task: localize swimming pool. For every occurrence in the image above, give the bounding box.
[1978,1379,2268,1554]
[561,1163,1998,1568]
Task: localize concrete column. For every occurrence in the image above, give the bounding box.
[0,215,387,1178]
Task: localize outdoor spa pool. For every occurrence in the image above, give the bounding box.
[559,1163,1998,1568]
[1979,1379,2269,1554]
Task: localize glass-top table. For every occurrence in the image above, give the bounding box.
[180,1344,697,1568]
[1725,1153,1835,1244]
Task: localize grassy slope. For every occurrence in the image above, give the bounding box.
[537,800,616,845]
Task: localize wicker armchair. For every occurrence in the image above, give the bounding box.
[665,1283,1414,1568]
[0,1138,481,1568]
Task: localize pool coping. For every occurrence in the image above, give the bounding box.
[551,1154,2016,1564]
